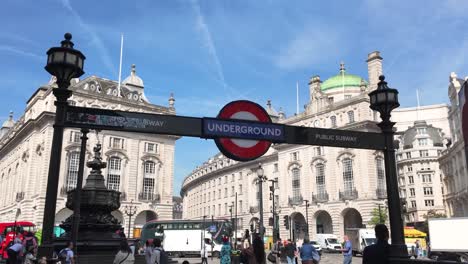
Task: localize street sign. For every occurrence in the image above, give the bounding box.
[210,100,275,161]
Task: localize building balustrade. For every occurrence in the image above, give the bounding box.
[339,188,358,200]
[138,192,160,203]
[249,206,259,214]
[312,192,329,203]
[15,192,25,202]
[288,195,303,206]
[376,188,387,199]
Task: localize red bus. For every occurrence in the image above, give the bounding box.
[0,221,36,259]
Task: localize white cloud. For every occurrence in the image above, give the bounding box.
[274,27,341,70]
[60,0,116,76]
[0,45,42,60]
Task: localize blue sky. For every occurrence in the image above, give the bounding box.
[1,0,468,194]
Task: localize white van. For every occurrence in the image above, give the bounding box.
[345,228,376,256]
[315,234,342,252]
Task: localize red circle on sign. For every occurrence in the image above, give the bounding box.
[214,100,272,161]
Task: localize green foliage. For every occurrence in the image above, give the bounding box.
[368,207,388,226]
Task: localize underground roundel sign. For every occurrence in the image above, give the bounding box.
[204,100,284,161]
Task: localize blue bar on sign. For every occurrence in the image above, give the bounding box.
[203,118,285,141]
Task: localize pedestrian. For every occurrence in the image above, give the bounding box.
[220,236,231,264]
[145,240,153,264]
[284,239,297,264]
[201,239,209,264]
[341,235,352,264]
[151,238,165,264]
[24,246,37,264]
[58,241,75,264]
[415,240,420,259]
[273,239,283,264]
[113,240,135,264]
[243,230,251,249]
[299,238,320,264]
[6,239,23,264]
[22,232,38,256]
[241,235,265,264]
[362,224,390,264]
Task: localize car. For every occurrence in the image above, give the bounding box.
[310,240,322,256]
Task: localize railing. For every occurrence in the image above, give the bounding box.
[376,188,387,199]
[249,206,259,214]
[15,192,25,202]
[288,195,303,206]
[339,188,358,200]
[312,192,329,203]
[138,193,160,203]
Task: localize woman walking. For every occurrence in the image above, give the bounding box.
[113,240,135,264]
[220,236,232,264]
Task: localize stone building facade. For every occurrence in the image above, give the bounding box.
[0,65,177,238]
[439,73,468,217]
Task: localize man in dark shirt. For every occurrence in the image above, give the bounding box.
[362,224,390,264]
[285,239,297,264]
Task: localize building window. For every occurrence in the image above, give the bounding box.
[224,203,227,215]
[208,192,211,201]
[316,163,326,195]
[330,116,337,128]
[422,174,432,183]
[66,152,80,191]
[107,157,122,191]
[218,178,221,185]
[218,204,221,216]
[406,152,412,159]
[231,174,235,182]
[144,142,158,153]
[218,189,221,199]
[347,111,355,123]
[239,172,243,181]
[109,137,125,149]
[273,163,279,172]
[144,161,156,176]
[224,188,228,198]
[224,176,228,184]
[424,187,433,196]
[291,168,301,200]
[239,184,243,194]
[407,165,413,172]
[411,200,417,208]
[291,152,299,161]
[410,188,415,197]
[420,150,429,157]
[343,158,354,192]
[69,131,81,143]
[328,97,334,104]
[424,200,434,207]
[418,138,428,146]
[231,186,235,196]
[417,128,427,135]
[213,205,215,216]
[408,176,414,184]
[314,147,324,156]
[437,150,442,156]
[142,178,155,200]
[376,157,385,189]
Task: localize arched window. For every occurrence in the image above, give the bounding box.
[376,157,385,189]
[330,116,337,128]
[347,111,355,123]
[342,158,354,192]
[142,161,156,200]
[316,163,326,194]
[291,168,301,200]
[66,152,80,191]
[107,157,122,191]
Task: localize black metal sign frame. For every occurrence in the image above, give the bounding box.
[64,105,386,150]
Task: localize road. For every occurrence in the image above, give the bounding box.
[174,253,362,264]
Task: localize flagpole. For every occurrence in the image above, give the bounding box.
[117,34,124,97]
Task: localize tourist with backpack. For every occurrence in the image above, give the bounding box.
[22,232,37,256]
[6,239,23,264]
[114,240,135,264]
[151,238,168,264]
[58,241,75,264]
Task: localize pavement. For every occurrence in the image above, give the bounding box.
[174,253,363,264]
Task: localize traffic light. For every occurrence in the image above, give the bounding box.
[283,215,289,230]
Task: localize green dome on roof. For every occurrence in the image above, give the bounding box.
[321,63,367,91]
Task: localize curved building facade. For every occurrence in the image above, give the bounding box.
[181,52,390,241]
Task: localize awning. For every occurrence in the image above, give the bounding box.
[404,227,427,238]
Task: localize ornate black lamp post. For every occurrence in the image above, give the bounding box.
[38,33,85,259]
[256,164,267,239]
[268,179,278,243]
[124,201,137,239]
[369,75,407,257]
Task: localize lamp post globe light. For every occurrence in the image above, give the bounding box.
[256,164,266,239]
[369,75,407,258]
[124,200,137,239]
[38,33,85,259]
